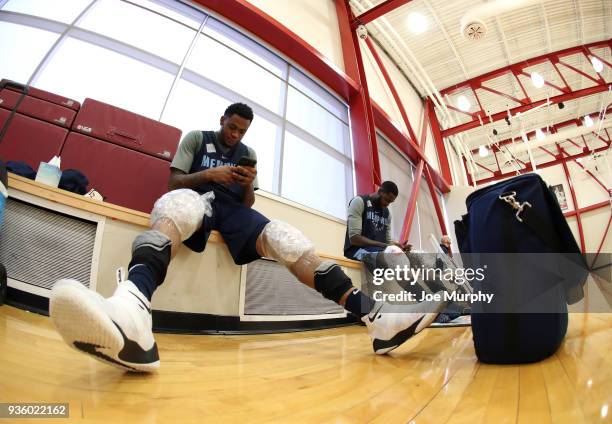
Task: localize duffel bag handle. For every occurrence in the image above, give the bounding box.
[108,127,142,144]
[499,191,532,222]
[498,190,551,247]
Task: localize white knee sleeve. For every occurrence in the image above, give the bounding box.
[260,220,315,265]
[150,189,214,241]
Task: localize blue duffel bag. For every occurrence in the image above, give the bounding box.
[454,173,588,364]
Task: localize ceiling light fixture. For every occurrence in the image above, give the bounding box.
[478,145,489,157]
[584,115,594,127]
[535,128,546,141]
[457,95,471,112]
[591,57,604,73]
[407,12,428,34]
[521,133,528,142]
[531,72,545,88]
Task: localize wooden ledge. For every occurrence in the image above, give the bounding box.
[7,173,362,269]
[8,173,151,226]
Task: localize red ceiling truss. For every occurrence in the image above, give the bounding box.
[469,109,612,157]
[352,0,414,26]
[438,40,612,138]
[430,39,611,258]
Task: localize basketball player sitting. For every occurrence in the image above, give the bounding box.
[49,103,445,372]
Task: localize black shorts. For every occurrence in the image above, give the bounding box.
[183,190,270,265]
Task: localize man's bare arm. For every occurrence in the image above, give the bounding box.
[349,234,388,249]
[168,167,236,191]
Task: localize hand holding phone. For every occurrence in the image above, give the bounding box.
[237,156,257,167]
[233,156,257,186]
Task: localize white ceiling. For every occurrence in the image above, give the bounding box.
[350,0,612,180]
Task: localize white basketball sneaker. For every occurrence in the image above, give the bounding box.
[363,293,446,355]
[50,277,159,372]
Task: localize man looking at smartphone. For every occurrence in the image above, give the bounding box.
[50,103,444,372]
[344,181,411,269]
[168,108,259,209]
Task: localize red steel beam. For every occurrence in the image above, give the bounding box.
[364,37,418,143]
[361,35,450,237]
[560,148,610,194]
[558,59,605,86]
[336,0,381,192]
[493,148,501,174]
[475,161,496,174]
[444,103,480,118]
[418,105,448,236]
[401,160,424,241]
[473,144,610,185]
[418,96,431,148]
[581,134,589,149]
[427,99,453,184]
[353,0,413,25]
[470,108,612,154]
[424,165,448,236]
[437,40,612,137]
[444,84,610,138]
[564,200,610,218]
[519,70,569,95]
[400,105,431,241]
[558,143,586,253]
[562,137,585,151]
[587,49,612,70]
[372,102,450,192]
[463,156,474,186]
[541,145,610,194]
[440,40,610,96]
[551,60,573,92]
[478,84,527,106]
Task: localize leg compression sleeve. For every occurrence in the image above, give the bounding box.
[128,230,172,299]
[314,261,354,303]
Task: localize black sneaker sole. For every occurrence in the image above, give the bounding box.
[373,299,447,354]
[50,280,159,372]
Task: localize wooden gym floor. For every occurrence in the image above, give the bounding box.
[0,305,610,423]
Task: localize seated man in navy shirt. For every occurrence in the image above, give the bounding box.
[50,103,444,372]
[344,181,410,270]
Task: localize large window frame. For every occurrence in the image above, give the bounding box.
[0,0,353,219]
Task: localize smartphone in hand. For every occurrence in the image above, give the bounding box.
[237,156,257,167]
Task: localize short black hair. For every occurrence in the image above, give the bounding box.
[379,181,398,196]
[224,102,254,122]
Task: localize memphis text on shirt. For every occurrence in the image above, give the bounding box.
[372,290,495,304]
[365,210,389,231]
[201,155,237,168]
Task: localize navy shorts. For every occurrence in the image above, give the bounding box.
[348,246,385,271]
[183,190,270,265]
